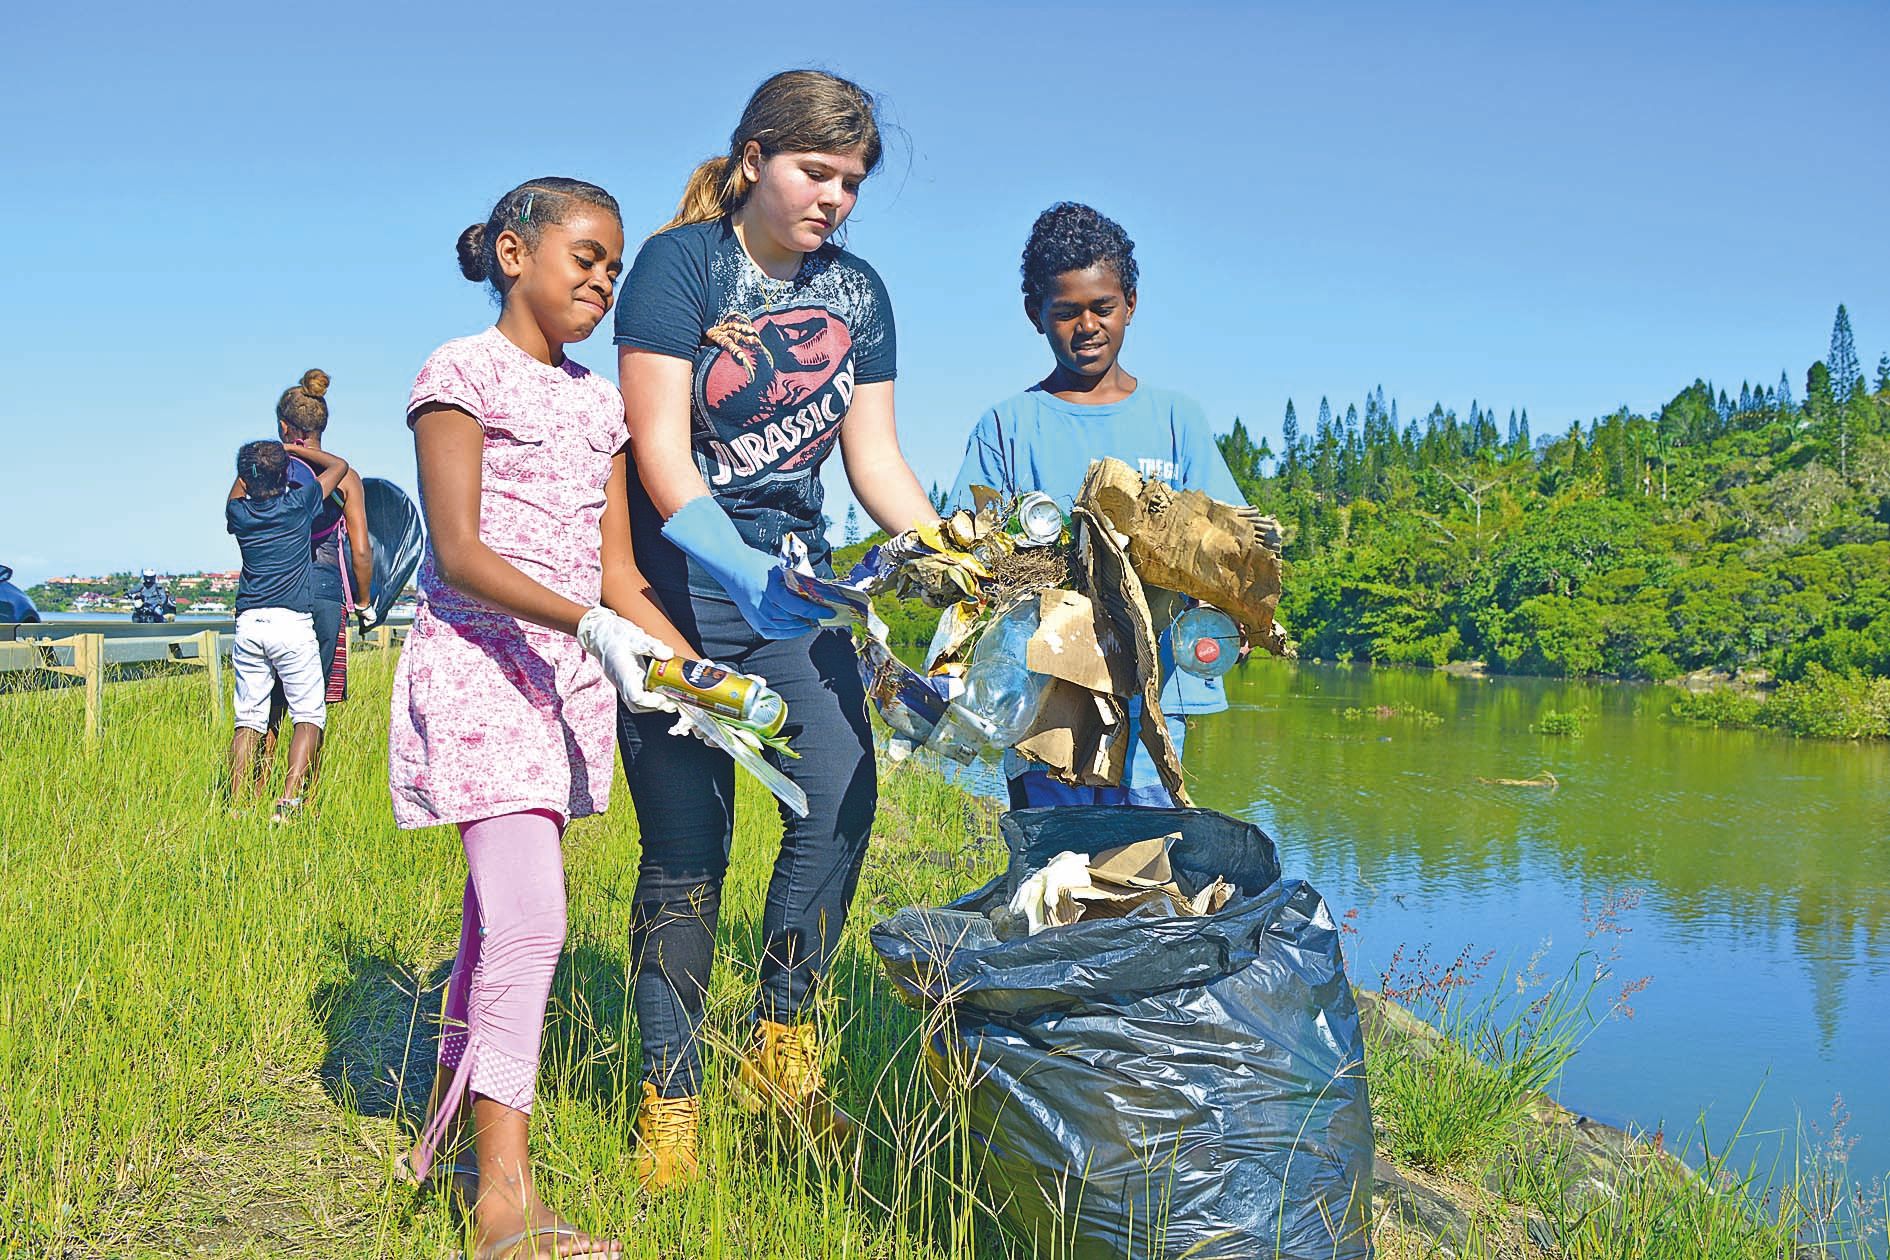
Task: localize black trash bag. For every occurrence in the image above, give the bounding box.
[361,478,425,625]
[871,806,1373,1260]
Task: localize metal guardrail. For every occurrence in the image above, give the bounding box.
[1,619,413,746]
[0,614,414,642]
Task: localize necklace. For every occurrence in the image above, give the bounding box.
[758,266,797,313]
[747,248,805,314]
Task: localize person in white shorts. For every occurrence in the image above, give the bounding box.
[225,437,350,820]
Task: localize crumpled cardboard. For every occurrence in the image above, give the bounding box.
[1014,677,1128,787]
[994,834,1237,937]
[1072,504,1191,805]
[1078,457,1288,655]
[1025,589,1138,696]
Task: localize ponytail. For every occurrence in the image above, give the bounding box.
[660,155,754,233]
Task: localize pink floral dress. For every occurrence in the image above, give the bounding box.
[389,327,625,829]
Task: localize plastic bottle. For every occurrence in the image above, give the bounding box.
[972,600,1041,668]
[1171,606,1241,679]
[924,658,1048,764]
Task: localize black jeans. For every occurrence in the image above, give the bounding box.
[617,594,876,1097]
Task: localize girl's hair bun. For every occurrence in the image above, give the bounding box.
[457,224,489,282]
[299,369,330,399]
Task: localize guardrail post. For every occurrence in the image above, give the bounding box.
[78,633,103,747]
[199,629,224,724]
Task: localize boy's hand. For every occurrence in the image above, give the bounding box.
[354,603,379,634]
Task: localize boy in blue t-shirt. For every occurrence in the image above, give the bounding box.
[225,437,350,819]
[949,202,1245,809]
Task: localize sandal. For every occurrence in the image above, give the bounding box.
[469,1223,620,1260]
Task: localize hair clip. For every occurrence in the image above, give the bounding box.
[519,193,535,224]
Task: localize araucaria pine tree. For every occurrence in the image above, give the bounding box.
[1829,305,1862,401]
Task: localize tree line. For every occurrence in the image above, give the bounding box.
[1215,305,1890,708]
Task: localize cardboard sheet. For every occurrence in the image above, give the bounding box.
[1072,505,1191,805]
[1013,677,1128,787]
[1026,589,1138,696]
[1078,457,1287,653]
[999,835,1239,934]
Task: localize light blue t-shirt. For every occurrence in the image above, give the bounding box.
[948,383,1245,787]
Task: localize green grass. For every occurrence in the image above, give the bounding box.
[5,652,1883,1258]
[0,650,1025,1258]
[1364,948,1887,1260]
[1667,668,1890,740]
[1365,956,1595,1177]
[1531,708,1587,736]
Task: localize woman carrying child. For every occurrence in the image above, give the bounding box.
[393,176,690,1259]
[614,70,938,1189]
[259,369,374,792]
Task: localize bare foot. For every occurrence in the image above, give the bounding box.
[474,1186,620,1258]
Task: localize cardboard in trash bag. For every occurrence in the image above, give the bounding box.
[999,835,1237,935]
[871,807,1373,1260]
[1078,457,1287,655]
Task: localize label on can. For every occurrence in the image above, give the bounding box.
[647,657,751,721]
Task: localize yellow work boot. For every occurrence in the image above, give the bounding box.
[733,1018,857,1144]
[634,1083,701,1192]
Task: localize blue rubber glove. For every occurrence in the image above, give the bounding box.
[661,494,828,639]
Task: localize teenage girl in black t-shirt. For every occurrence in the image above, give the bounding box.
[614,69,938,1190]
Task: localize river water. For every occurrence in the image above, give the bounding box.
[932,659,1888,1180]
[1183,660,1890,1180]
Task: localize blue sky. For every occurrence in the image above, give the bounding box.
[2,1,1886,586]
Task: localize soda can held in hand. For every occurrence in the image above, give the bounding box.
[646,658,788,737]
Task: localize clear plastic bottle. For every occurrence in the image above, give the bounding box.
[972,600,1041,668]
[963,658,1046,741]
[925,658,1048,764]
[1171,606,1242,679]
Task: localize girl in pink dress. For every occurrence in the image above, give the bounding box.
[391,176,689,1260]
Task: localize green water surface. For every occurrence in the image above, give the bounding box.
[1185,660,1889,1177]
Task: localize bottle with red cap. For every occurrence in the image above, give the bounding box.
[1171,606,1241,679]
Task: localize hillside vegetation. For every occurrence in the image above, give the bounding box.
[1216,306,1890,735]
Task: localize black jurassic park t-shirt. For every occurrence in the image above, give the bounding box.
[614,217,896,597]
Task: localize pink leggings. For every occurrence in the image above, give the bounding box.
[409,809,566,1180]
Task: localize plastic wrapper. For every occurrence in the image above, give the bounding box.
[871,807,1373,1260]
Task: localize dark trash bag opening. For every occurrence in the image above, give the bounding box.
[871,806,1373,1260]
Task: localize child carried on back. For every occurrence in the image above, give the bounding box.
[224,437,350,820]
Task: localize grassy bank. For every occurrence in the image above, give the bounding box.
[4,656,1881,1257]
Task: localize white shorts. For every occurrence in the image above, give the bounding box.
[233,608,326,732]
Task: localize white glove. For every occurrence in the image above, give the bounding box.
[576,607,675,714]
[667,705,718,747]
